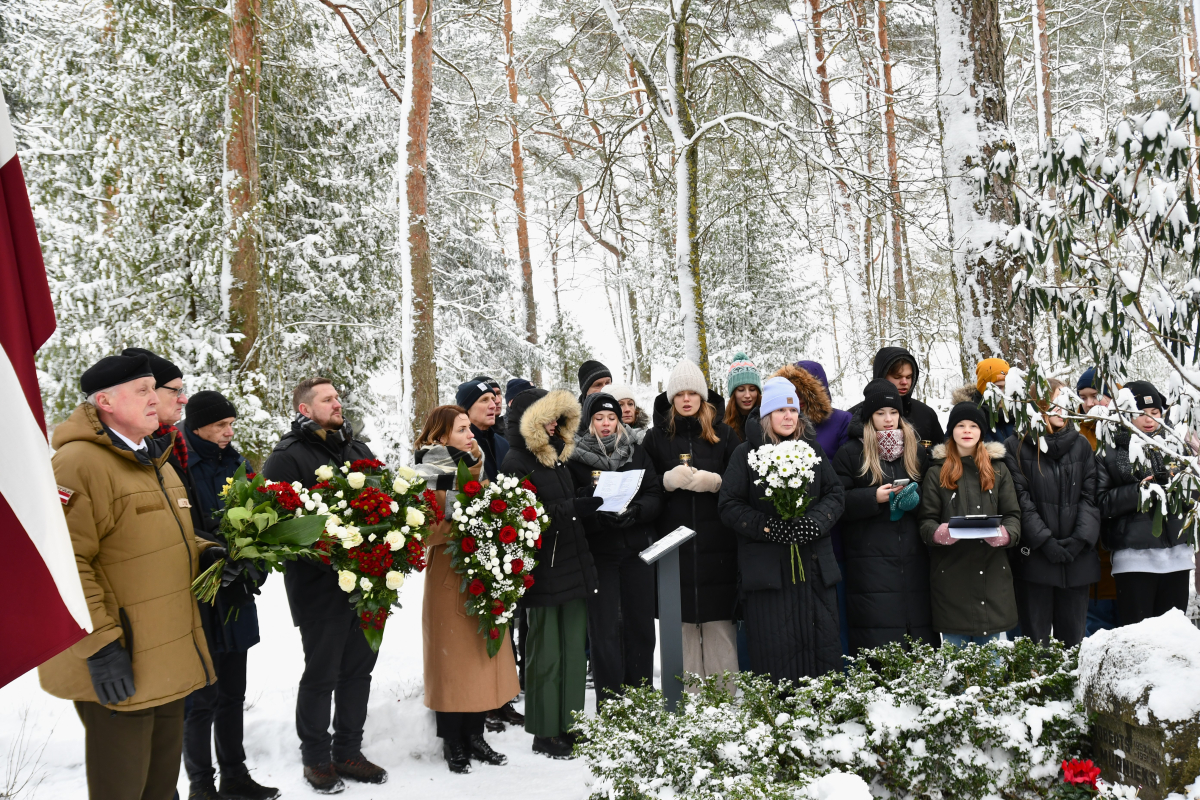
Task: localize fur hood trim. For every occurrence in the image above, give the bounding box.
[950,384,982,406]
[518,389,581,468]
[931,441,1006,461]
[771,364,832,424]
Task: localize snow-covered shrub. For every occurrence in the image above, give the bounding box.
[577,637,1087,800]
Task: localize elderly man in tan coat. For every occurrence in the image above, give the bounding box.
[39,352,215,800]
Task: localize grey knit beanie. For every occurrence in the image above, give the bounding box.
[665,359,708,402]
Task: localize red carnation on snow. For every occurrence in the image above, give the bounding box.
[1061,759,1100,790]
[499,525,518,544]
[489,499,508,514]
[461,536,477,554]
[463,480,482,497]
[468,579,486,596]
[521,506,538,522]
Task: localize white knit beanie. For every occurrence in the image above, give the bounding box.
[665,360,709,401]
[607,383,636,402]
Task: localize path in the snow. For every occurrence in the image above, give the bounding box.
[0,570,596,799]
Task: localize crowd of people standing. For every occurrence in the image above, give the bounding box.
[37,345,1198,799]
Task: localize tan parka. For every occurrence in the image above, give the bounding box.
[38,403,215,710]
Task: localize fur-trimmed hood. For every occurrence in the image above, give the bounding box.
[930,441,1006,461]
[950,384,983,406]
[771,364,833,424]
[507,388,581,468]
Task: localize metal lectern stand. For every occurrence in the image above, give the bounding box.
[639,525,697,712]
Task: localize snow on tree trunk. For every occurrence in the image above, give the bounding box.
[502,0,540,384]
[226,0,260,369]
[396,0,436,460]
[933,0,1028,363]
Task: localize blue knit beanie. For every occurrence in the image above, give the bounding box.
[1076,367,1112,398]
[759,377,799,418]
[726,351,762,396]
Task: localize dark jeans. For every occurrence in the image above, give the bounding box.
[1115,570,1190,627]
[435,711,486,743]
[75,698,185,800]
[587,547,656,703]
[1086,598,1118,637]
[183,650,248,785]
[1014,582,1089,647]
[296,612,379,766]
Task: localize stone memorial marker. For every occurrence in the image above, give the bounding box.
[1077,609,1200,800]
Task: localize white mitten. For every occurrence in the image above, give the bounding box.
[663,464,696,492]
[689,470,723,493]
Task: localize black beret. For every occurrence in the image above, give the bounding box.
[186,390,238,431]
[80,354,155,396]
[860,379,903,422]
[121,348,183,388]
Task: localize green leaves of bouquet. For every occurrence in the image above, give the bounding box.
[191,463,328,603]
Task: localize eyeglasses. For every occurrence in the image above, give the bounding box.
[162,386,186,398]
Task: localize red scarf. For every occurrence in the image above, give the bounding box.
[156,423,189,471]
[877,428,904,462]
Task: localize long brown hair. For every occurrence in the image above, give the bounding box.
[940,439,996,491]
[723,387,760,440]
[415,404,468,449]
[668,401,721,444]
[860,417,923,485]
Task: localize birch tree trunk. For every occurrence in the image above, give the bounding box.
[502,0,540,383]
[934,0,1029,363]
[226,0,260,370]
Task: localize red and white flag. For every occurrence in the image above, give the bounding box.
[0,87,90,688]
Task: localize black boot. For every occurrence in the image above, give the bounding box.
[443,740,472,774]
[220,771,280,800]
[532,735,576,760]
[495,700,525,726]
[484,709,506,733]
[466,734,508,765]
[187,783,221,800]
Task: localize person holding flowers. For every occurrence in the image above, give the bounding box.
[414,405,517,774]
[566,392,663,704]
[501,389,602,759]
[718,377,846,682]
[262,377,387,792]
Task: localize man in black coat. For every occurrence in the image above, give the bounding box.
[847,347,944,449]
[457,376,509,483]
[262,378,386,792]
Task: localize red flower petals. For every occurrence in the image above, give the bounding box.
[469,579,486,596]
[521,506,538,522]
[489,499,508,514]
[523,574,535,589]
[348,487,394,526]
[1061,759,1100,789]
[258,482,302,511]
[510,558,524,573]
[463,480,482,497]
[461,536,477,554]
[350,458,385,472]
[498,525,518,544]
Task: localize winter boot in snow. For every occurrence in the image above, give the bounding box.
[532,735,576,760]
[187,782,221,800]
[484,709,506,732]
[495,700,524,726]
[302,764,345,794]
[220,771,280,800]
[466,734,508,765]
[332,752,388,784]
[443,740,472,774]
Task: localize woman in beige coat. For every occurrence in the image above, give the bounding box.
[415,405,520,774]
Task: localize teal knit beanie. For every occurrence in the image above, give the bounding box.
[726,351,762,396]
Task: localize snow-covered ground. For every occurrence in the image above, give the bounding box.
[0,570,597,799]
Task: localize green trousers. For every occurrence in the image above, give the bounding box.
[524,598,588,738]
[75,697,185,800]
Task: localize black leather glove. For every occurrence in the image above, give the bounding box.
[573,496,604,516]
[86,640,135,706]
[1154,464,1171,486]
[200,545,227,571]
[1062,538,1088,559]
[598,508,638,528]
[763,517,823,545]
[1039,538,1072,564]
[221,556,263,589]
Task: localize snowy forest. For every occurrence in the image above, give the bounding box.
[6,0,1200,462]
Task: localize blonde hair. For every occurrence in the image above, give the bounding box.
[859,417,923,485]
[588,418,627,452]
[760,409,807,444]
[667,401,721,445]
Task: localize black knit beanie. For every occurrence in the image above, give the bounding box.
[577,360,611,394]
[860,379,903,422]
[945,401,988,437]
[186,391,238,430]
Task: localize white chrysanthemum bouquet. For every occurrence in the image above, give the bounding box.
[746,439,821,520]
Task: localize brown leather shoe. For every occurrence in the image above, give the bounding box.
[333,752,388,784]
[302,764,345,794]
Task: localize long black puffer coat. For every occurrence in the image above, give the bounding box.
[262,417,375,627]
[1096,429,1190,552]
[831,437,935,653]
[1003,427,1101,588]
[718,419,845,682]
[501,389,599,607]
[643,392,742,623]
